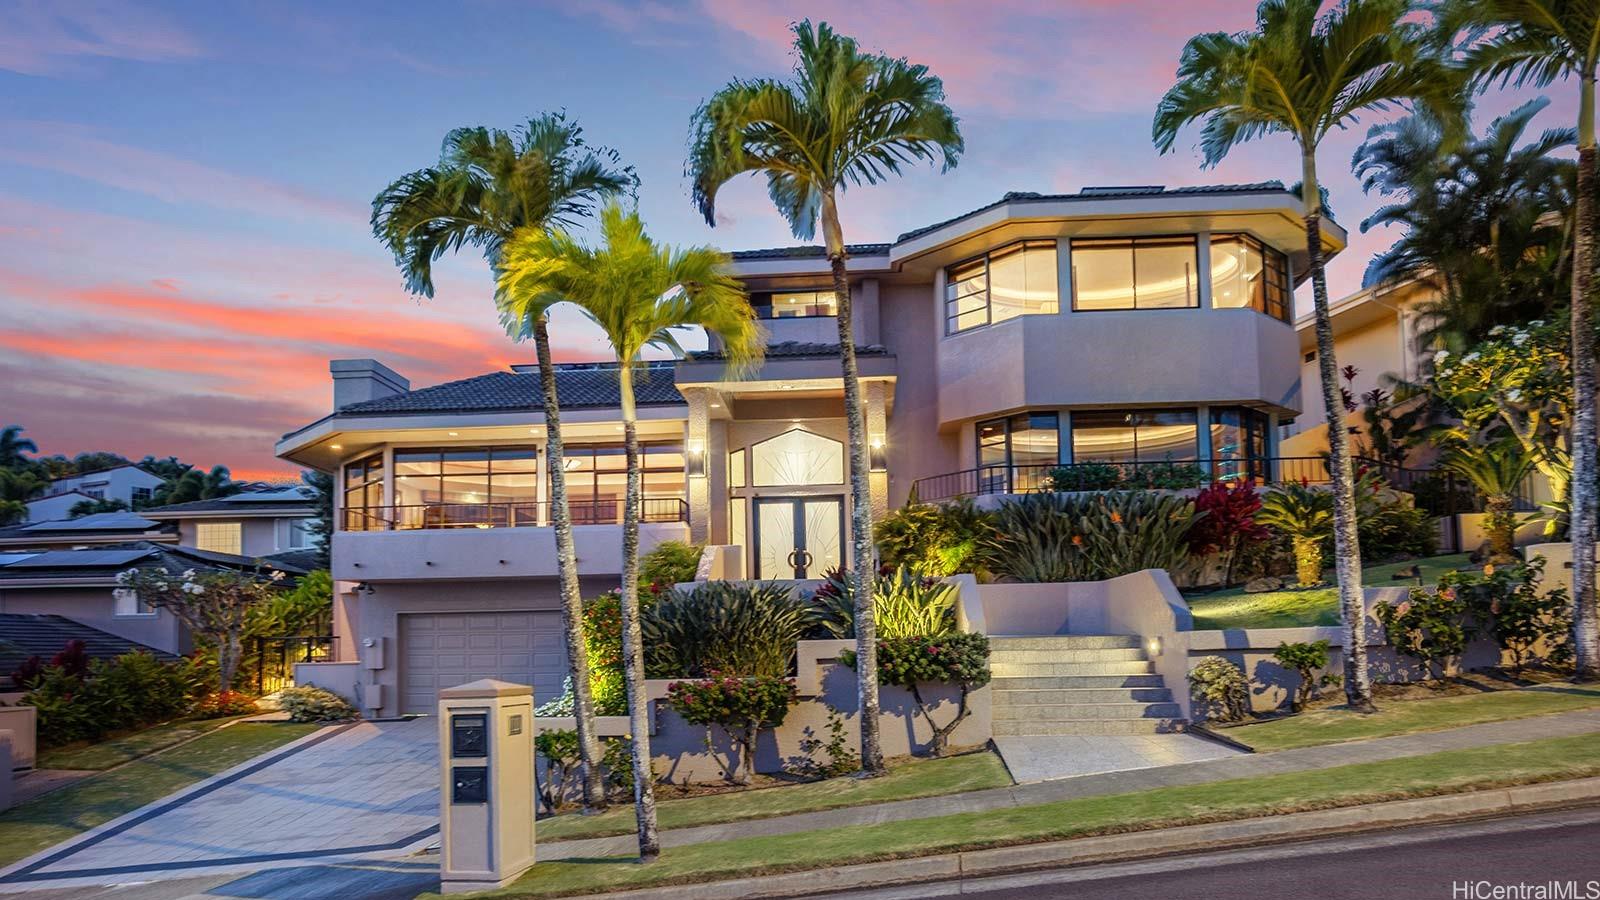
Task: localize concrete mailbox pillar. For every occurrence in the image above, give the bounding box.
[438,679,536,894]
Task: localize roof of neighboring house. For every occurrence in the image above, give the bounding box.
[0,614,180,678]
[0,541,310,583]
[140,487,316,517]
[8,512,164,534]
[730,243,893,261]
[335,361,686,416]
[688,340,891,361]
[263,548,323,572]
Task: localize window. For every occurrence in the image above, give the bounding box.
[751,429,845,485]
[195,521,243,555]
[394,447,538,508]
[84,489,104,500]
[729,497,747,567]
[342,454,384,531]
[752,290,837,319]
[281,517,316,550]
[131,487,152,505]
[1210,234,1291,321]
[945,240,1059,333]
[1071,237,1199,310]
[560,442,686,523]
[1210,407,1271,481]
[976,412,1059,493]
[113,588,154,617]
[728,448,746,488]
[1070,409,1199,463]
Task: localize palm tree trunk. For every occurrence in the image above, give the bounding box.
[1486,494,1516,563]
[534,317,607,812]
[616,363,661,859]
[821,191,885,777]
[1570,73,1599,682]
[1302,152,1376,712]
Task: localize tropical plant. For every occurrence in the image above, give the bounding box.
[68,497,130,518]
[641,581,816,679]
[116,565,286,694]
[1044,461,1123,492]
[986,492,1200,584]
[301,469,334,569]
[1440,440,1538,562]
[0,425,37,470]
[497,202,762,860]
[373,112,633,812]
[277,685,357,722]
[23,651,206,748]
[1350,468,1438,561]
[246,568,332,637]
[1188,656,1251,722]
[581,590,631,716]
[1187,481,1271,587]
[1439,0,1600,680]
[1155,0,1458,709]
[0,467,45,524]
[1377,581,1480,681]
[848,633,990,757]
[638,540,704,593]
[873,498,994,577]
[1272,640,1339,711]
[1256,483,1335,588]
[689,19,963,776]
[1460,559,1574,671]
[666,674,798,786]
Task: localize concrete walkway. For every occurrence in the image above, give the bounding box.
[993,734,1244,783]
[0,718,440,891]
[542,707,1600,861]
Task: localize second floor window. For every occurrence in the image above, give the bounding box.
[1072,237,1198,311]
[343,454,384,530]
[560,441,686,507]
[946,240,1059,334]
[195,521,243,555]
[1211,234,1291,321]
[752,290,838,319]
[394,447,539,509]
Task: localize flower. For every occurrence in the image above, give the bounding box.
[1434,350,1450,363]
[181,569,196,580]
[1489,325,1506,336]
[1461,352,1479,364]
[1483,564,1495,577]
[1512,332,1529,346]
[1505,389,1523,403]
[1109,510,1123,524]
[1530,319,1546,328]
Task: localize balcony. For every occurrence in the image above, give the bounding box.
[911,457,1338,503]
[340,498,689,531]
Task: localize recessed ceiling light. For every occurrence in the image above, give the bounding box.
[710,402,722,408]
[615,425,625,431]
[448,431,459,436]
[330,444,342,450]
[780,384,795,390]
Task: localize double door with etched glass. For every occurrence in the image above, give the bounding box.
[754,496,843,579]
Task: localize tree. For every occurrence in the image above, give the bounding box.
[0,426,37,470]
[1257,482,1337,588]
[688,20,963,773]
[1439,0,1600,682]
[69,497,130,518]
[301,470,333,569]
[1154,0,1458,711]
[1440,439,1538,562]
[1186,481,1271,587]
[0,468,46,525]
[151,466,238,506]
[117,565,285,694]
[497,201,763,862]
[373,113,633,810]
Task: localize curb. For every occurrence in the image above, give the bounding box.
[537,777,1600,900]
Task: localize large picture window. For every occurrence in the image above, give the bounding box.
[1071,237,1199,311]
[976,412,1059,493]
[1070,410,1199,463]
[560,442,686,523]
[394,447,538,509]
[1210,234,1291,321]
[1209,407,1271,480]
[342,454,384,531]
[945,240,1058,333]
[751,290,837,319]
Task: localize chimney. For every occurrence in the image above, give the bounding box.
[331,359,409,410]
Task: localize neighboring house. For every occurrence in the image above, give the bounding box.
[23,491,98,524]
[0,614,180,687]
[0,512,178,552]
[276,181,1341,717]
[138,486,320,557]
[26,465,166,521]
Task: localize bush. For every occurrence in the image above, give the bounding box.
[847,633,990,757]
[1256,482,1334,587]
[986,491,1199,583]
[23,650,207,748]
[1452,560,1572,671]
[1186,481,1270,587]
[534,729,636,812]
[192,690,259,719]
[1045,461,1122,492]
[1352,470,1437,561]
[666,674,798,784]
[1045,460,1207,492]
[639,541,704,593]
[1188,656,1249,723]
[1272,640,1339,711]
[642,581,816,678]
[278,685,357,722]
[873,498,994,577]
[807,566,959,640]
[582,591,632,716]
[1376,581,1478,681]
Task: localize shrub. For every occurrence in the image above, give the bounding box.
[1256,483,1334,587]
[639,541,704,593]
[1124,461,1209,490]
[1376,581,1479,681]
[1452,559,1572,671]
[1046,460,1207,492]
[666,674,798,785]
[278,685,357,722]
[1045,461,1122,492]
[807,566,959,640]
[23,650,206,748]
[1186,481,1270,587]
[534,729,637,811]
[846,633,990,757]
[873,498,994,577]
[192,690,260,719]
[642,581,817,678]
[795,705,858,778]
[986,491,1199,583]
[1188,656,1249,722]
[1352,469,1437,561]
[1272,640,1339,711]
[808,567,858,639]
[582,591,633,715]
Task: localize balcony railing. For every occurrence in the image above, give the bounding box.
[340,497,689,532]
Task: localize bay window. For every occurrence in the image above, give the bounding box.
[1071,237,1199,310]
[1209,407,1271,481]
[393,447,538,528]
[1210,234,1291,321]
[1070,409,1199,464]
[560,442,686,523]
[342,454,384,531]
[976,412,1059,492]
[945,240,1059,333]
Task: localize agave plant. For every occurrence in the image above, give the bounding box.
[1256,483,1335,587]
[642,581,817,679]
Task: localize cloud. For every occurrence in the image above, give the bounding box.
[0,1,203,76]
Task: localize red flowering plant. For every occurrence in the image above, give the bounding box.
[1185,481,1269,587]
[665,673,797,785]
[842,632,991,757]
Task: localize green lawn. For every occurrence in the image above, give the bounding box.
[37,716,247,771]
[539,750,1011,842]
[465,732,1600,899]
[1187,554,1471,630]
[1222,683,1600,752]
[0,721,321,868]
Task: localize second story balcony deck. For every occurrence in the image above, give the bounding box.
[340,497,689,531]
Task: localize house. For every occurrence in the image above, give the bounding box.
[0,511,179,552]
[138,485,321,557]
[25,465,166,521]
[274,182,1339,717]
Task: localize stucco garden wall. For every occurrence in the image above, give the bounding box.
[0,705,37,770]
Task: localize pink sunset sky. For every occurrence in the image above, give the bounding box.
[0,1,1570,479]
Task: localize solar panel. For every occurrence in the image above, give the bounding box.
[5,549,157,568]
[222,488,311,503]
[20,512,160,532]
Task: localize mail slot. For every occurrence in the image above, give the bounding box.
[451,713,487,758]
[452,766,488,804]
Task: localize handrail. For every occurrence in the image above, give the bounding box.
[340,497,690,532]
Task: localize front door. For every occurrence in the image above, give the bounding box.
[754,496,843,579]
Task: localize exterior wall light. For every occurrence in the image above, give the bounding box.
[869,438,888,472]
[1147,636,1163,657]
[687,441,706,478]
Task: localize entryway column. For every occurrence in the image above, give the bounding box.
[865,380,890,522]
[685,388,712,543]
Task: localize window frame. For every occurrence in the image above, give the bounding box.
[750,288,839,320]
[1069,408,1201,464]
[341,453,384,531]
[392,446,540,510]
[944,239,1060,335]
[194,520,243,555]
[1069,235,1201,312]
[557,441,687,501]
[1209,233,1292,322]
[974,411,1060,493]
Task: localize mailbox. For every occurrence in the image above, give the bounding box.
[437,680,535,894]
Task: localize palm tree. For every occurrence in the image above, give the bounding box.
[1441,440,1538,562]
[687,20,963,773]
[152,466,238,506]
[1437,0,1600,682]
[0,426,37,471]
[0,468,45,525]
[497,202,762,861]
[372,113,634,810]
[1257,483,1337,587]
[1154,0,1459,712]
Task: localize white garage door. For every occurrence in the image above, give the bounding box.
[400,611,566,715]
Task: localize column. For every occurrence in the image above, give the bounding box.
[534,435,548,527]
[865,380,890,522]
[685,388,712,543]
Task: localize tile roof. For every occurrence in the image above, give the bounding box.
[336,362,685,416]
[1,614,179,681]
[16,512,164,533]
[0,541,310,582]
[729,243,892,261]
[689,340,891,361]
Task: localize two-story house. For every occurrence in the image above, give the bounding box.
[24,464,167,522]
[275,182,1341,717]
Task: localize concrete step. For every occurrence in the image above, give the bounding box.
[989,635,1143,650]
[990,687,1173,705]
[990,660,1155,677]
[992,702,1184,721]
[990,648,1149,664]
[993,718,1185,736]
[991,674,1168,690]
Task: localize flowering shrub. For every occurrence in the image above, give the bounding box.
[22,649,207,748]
[117,565,288,694]
[1451,560,1572,672]
[666,674,798,784]
[845,633,990,757]
[1188,656,1249,722]
[277,685,357,722]
[533,728,636,811]
[192,690,260,719]
[582,591,629,715]
[985,492,1198,583]
[1376,582,1478,681]
[1186,481,1269,586]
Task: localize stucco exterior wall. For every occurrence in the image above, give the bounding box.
[0,587,187,655]
[878,281,960,506]
[331,521,690,582]
[1293,316,1403,442]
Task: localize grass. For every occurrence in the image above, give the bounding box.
[0,720,321,868]
[468,732,1600,899]
[1187,553,1471,630]
[1221,682,1600,752]
[37,716,247,771]
[539,750,1011,842]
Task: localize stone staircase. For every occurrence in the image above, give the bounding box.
[989,635,1185,735]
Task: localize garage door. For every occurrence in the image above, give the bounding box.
[400,612,566,715]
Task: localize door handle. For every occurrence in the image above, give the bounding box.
[786,550,800,569]
[797,549,814,570]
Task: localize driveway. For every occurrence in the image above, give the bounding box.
[0,718,440,891]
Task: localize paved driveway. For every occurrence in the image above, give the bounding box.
[0,718,440,891]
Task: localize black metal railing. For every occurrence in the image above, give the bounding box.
[340,497,690,532]
[911,457,1334,503]
[252,635,334,695]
